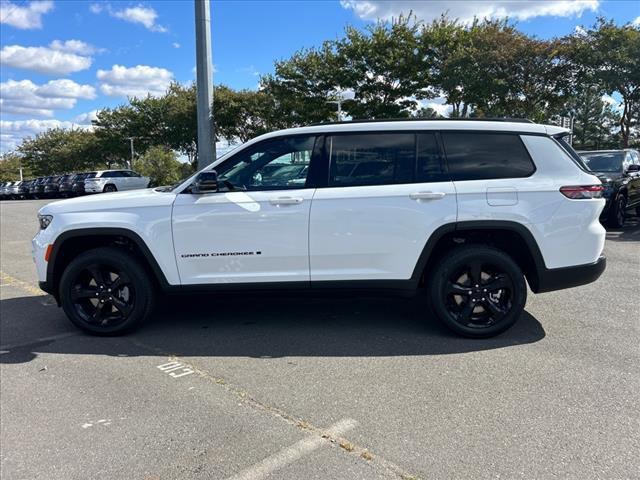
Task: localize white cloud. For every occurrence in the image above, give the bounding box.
[97,64,173,98]
[91,3,167,32]
[340,0,599,23]
[172,42,181,49]
[0,79,96,117]
[0,0,53,29]
[73,110,99,124]
[49,39,99,55]
[0,119,92,152]
[632,16,640,27]
[0,42,93,75]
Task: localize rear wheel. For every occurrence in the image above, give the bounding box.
[429,246,527,338]
[59,247,155,335]
[103,184,117,193]
[608,194,626,228]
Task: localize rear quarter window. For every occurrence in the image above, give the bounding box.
[442,132,535,181]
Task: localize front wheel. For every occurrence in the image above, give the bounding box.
[59,247,155,335]
[103,184,117,193]
[429,246,527,338]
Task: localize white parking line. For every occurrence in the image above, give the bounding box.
[226,418,358,480]
[0,332,78,352]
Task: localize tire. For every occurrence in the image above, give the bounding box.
[608,194,626,228]
[59,247,155,335]
[429,245,527,338]
[103,184,117,193]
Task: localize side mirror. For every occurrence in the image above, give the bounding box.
[626,164,640,173]
[192,170,219,194]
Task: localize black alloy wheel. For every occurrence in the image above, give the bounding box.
[70,264,134,329]
[609,194,627,228]
[104,184,117,193]
[60,247,154,335]
[430,246,527,338]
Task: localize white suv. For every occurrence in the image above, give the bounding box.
[33,120,606,337]
[83,169,150,193]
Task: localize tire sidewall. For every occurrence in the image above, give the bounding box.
[430,246,527,338]
[609,195,626,228]
[59,248,152,335]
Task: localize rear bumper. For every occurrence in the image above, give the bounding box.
[535,256,606,293]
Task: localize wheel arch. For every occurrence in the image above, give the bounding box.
[47,228,170,301]
[412,221,547,293]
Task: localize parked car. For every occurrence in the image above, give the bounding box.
[34,119,607,337]
[30,177,49,199]
[83,170,150,193]
[0,182,10,200]
[578,149,640,227]
[59,173,83,197]
[71,172,95,196]
[42,175,63,198]
[17,180,34,199]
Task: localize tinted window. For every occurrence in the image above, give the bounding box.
[442,132,535,180]
[328,133,414,187]
[217,135,317,190]
[580,152,624,173]
[84,172,97,179]
[416,133,447,182]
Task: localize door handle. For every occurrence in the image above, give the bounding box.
[269,197,304,205]
[409,191,446,200]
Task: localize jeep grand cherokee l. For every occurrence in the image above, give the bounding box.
[33,120,607,338]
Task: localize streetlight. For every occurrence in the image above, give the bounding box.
[195,0,216,169]
[126,137,135,169]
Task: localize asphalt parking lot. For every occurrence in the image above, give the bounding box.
[1,199,639,480]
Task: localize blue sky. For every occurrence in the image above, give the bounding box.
[1,0,639,152]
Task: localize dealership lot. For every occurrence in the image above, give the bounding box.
[1,199,639,479]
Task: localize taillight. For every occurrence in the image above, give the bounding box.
[559,185,604,199]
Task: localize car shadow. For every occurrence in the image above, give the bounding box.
[605,216,640,242]
[0,292,545,364]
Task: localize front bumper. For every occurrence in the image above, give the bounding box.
[535,256,606,293]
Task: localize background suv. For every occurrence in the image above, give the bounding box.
[34,120,606,338]
[83,170,150,193]
[578,149,640,227]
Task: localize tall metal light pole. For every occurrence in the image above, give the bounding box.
[126,137,135,169]
[195,0,216,170]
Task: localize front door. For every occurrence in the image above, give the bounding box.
[172,135,320,285]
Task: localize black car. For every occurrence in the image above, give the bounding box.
[579,149,640,227]
[29,177,48,198]
[59,173,82,197]
[42,175,63,197]
[71,172,96,195]
[17,180,33,199]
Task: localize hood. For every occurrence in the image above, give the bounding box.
[40,188,176,215]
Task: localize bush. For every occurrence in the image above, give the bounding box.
[135,146,185,187]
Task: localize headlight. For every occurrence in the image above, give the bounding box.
[38,214,53,230]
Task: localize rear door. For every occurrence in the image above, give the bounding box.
[309,131,457,283]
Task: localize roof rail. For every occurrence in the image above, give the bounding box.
[308,117,534,127]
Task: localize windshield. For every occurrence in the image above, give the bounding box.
[580,152,624,172]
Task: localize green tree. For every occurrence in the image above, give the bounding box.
[0,152,29,182]
[135,145,184,187]
[562,87,621,149]
[567,19,640,147]
[18,128,104,176]
[335,15,430,119]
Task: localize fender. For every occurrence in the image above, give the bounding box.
[410,220,547,290]
[46,227,170,298]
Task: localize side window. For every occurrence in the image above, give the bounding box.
[416,133,447,182]
[328,133,414,187]
[631,151,640,165]
[216,135,317,190]
[442,132,535,180]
